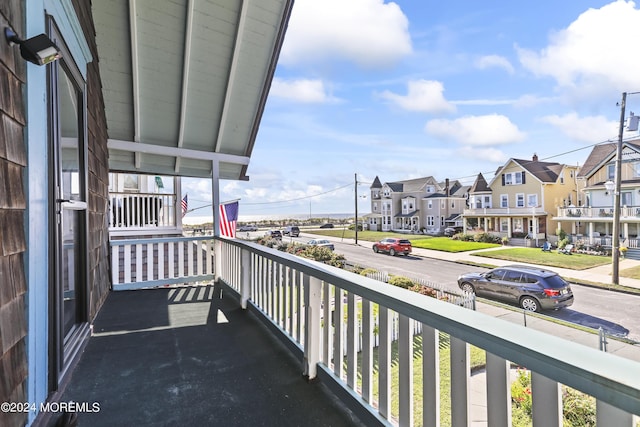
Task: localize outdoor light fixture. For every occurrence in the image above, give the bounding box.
[4,27,61,65]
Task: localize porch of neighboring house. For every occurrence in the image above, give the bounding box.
[463,212,547,246]
[555,205,640,259]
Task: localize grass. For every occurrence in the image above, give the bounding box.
[307,229,500,252]
[357,331,485,426]
[309,228,432,242]
[472,248,612,270]
[411,237,500,252]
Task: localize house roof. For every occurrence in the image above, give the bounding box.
[370,176,382,189]
[92,0,293,180]
[512,158,564,183]
[577,140,640,179]
[384,176,437,193]
[470,173,491,193]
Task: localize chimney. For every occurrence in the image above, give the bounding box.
[445,178,450,197]
[532,153,538,162]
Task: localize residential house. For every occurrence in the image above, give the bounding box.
[463,154,580,244]
[555,140,640,250]
[367,176,469,233]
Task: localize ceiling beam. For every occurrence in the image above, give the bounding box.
[129,0,141,168]
[174,0,196,174]
[108,139,250,165]
[213,0,248,153]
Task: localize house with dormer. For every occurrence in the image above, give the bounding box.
[463,154,580,244]
[554,140,640,249]
[367,176,469,233]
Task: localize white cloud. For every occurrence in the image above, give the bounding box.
[475,55,514,74]
[425,114,526,145]
[280,0,412,68]
[517,1,640,97]
[539,112,618,143]
[458,146,508,163]
[380,80,455,113]
[270,78,340,103]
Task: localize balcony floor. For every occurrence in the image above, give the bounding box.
[58,284,364,426]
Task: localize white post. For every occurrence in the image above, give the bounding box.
[240,248,251,309]
[303,275,321,379]
[212,160,222,280]
[531,372,562,427]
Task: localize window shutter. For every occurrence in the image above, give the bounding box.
[501,174,505,186]
[521,171,526,184]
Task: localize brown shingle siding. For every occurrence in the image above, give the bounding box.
[3,115,26,166]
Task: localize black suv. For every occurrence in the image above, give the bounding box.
[283,226,300,237]
[266,230,282,240]
[457,265,573,312]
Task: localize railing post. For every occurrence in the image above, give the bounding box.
[486,352,511,427]
[596,401,633,426]
[531,372,561,427]
[303,275,321,379]
[214,238,222,282]
[240,248,251,309]
[450,336,470,427]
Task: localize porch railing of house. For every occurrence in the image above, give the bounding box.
[107,235,639,425]
[109,192,177,229]
[556,206,640,219]
[213,237,639,427]
[464,207,546,216]
[110,236,214,290]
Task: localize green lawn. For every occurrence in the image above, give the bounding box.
[473,248,612,270]
[411,237,500,252]
[308,228,432,242]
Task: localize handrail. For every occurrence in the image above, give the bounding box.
[215,236,640,425]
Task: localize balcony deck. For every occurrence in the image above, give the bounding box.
[58,284,363,427]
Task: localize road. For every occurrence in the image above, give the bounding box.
[271,233,640,343]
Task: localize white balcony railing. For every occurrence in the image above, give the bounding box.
[110,236,214,290]
[108,235,639,425]
[109,192,178,230]
[556,206,640,220]
[464,207,546,216]
[213,237,639,426]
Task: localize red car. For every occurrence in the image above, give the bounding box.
[372,238,412,256]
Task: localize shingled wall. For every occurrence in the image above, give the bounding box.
[0,0,29,426]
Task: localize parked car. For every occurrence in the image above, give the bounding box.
[443,226,463,237]
[372,238,412,256]
[282,225,300,237]
[457,265,574,312]
[307,239,334,251]
[266,230,282,240]
[238,225,258,232]
[319,223,334,229]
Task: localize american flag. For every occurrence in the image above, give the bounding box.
[219,201,239,238]
[181,194,188,217]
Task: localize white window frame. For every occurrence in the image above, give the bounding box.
[527,194,538,207]
[516,193,525,208]
[500,194,508,208]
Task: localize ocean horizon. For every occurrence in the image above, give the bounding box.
[182,212,355,225]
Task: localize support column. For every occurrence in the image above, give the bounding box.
[303,276,321,379]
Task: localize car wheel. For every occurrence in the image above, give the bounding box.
[373,246,379,253]
[520,296,540,312]
[389,248,396,256]
[460,283,475,294]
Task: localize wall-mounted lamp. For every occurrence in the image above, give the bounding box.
[5,27,61,65]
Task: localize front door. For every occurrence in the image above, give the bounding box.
[49,20,90,387]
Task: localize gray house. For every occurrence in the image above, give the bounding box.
[367,176,469,233]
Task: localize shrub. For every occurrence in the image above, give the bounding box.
[558,237,570,249]
[557,228,567,241]
[359,268,379,276]
[388,275,416,289]
[409,284,437,297]
[473,232,502,244]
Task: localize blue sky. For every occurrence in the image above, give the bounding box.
[183,0,640,221]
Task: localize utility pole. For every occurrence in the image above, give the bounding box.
[612,92,626,285]
[354,173,358,245]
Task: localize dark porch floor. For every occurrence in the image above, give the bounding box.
[57,284,363,426]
